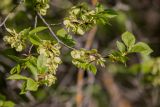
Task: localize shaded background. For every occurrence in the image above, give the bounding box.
[0,0,160,107]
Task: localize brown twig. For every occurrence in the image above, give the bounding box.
[91,0,98,6]
[76,1,98,106]
[76,26,97,107]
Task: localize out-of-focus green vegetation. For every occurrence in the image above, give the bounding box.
[0,0,160,107]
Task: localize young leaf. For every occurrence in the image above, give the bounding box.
[56,28,76,46]
[56,28,67,36]
[20,27,31,37]
[116,41,126,52]
[103,9,117,18]
[96,3,105,12]
[29,26,47,35]
[77,27,85,35]
[131,42,153,55]
[26,79,39,91]
[8,55,27,63]
[108,51,128,63]
[37,54,47,68]
[29,35,41,45]
[26,61,38,77]
[7,74,28,80]
[10,64,21,74]
[20,82,27,94]
[87,64,97,75]
[37,54,48,73]
[122,31,135,48]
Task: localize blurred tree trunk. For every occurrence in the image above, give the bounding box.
[100,69,132,107]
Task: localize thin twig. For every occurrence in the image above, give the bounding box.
[28,15,38,54]
[34,15,38,28]
[0,0,23,27]
[50,22,62,26]
[59,41,75,50]
[37,13,75,50]
[3,24,8,31]
[28,44,33,55]
[37,13,60,42]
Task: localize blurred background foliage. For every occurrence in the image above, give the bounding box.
[0,0,160,107]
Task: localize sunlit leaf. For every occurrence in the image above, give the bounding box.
[26,79,39,91]
[37,54,48,73]
[10,64,21,74]
[26,61,38,77]
[87,64,97,74]
[7,74,28,80]
[131,42,153,55]
[29,26,47,35]
[8,55,27,63]
[56,28,76,46]
[116,41,126,52]
[122,31,135,49]
[29,35,41,45]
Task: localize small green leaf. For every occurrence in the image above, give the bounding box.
[20,27,31,37]
[56,28,67,36]
[37,54,47,68]
[20,82,27,94]
[8,55,27,63]
[56,28,76,46]
[96,3,104,12]
[8,55,20,62]
[119,56,128,63]
[116,41,126,52]
[10,64,21,74]
[87,64,97,75]
[29,35,41,45]
[122,31,135,48]
[103,9,117,18]
[26,79,39,91]
[16,64,21,73]
[7,74,28,80]
[37,54,48,73]
[131,42,153,55]
[109,51,128,63]
[77,27,85,35]
[29,26,47,35]
[26,61,38,77]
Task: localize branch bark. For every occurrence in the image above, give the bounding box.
[76,1,98,106]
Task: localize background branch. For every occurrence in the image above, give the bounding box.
[0,0,23,27]
[76,0,98,106]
